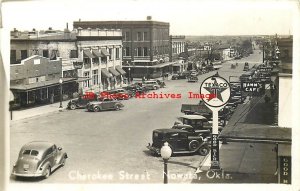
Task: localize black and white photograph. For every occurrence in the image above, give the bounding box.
[0,0,300,190]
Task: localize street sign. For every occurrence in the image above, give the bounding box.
[200,73,231,170]
[200,75,231,108]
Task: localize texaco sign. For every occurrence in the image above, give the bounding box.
[200,75,231,108]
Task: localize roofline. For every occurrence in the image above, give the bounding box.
[73,20,170,27]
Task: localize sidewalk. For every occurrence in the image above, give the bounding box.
[10,100,70,122]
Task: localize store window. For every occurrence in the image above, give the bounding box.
[92,70,99,85]
[84,72,90,87]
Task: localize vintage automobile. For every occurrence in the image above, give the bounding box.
[147,129,210,156]
[11,141,68,179]
[143,80,160,90]
[243,62,250,71]
[67,92,97,110]
[101,89,131,100]
[172,124,211,138]
[187,76,198,83]
[176,115,224,132]
[87,97,124,112]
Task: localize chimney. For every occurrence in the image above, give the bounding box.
[147,16,152,21]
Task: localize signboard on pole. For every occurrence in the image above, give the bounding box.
[200,73,231,170]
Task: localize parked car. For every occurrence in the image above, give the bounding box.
[171,74,180,80]
[11,141,68,179]
[187,76,198,83]
[143,80,160,90]
[87,97,124,112]
[243,62,250,71]
[100,89,131,100]
[172,124,211,138]
[147,129,210,156]
[67,93,97,110]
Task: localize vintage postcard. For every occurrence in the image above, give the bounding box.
[0,0,299,191]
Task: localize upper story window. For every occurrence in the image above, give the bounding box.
[109,48,113,60]
[10,50,17,64]
[124,32,130,41]
[125,47,130,56]
[21,50,28,60]
[70,50,78,58]
[143,32,148,41]
[116,48,120,59]
[43,50,49,58]
[137,32,142,41]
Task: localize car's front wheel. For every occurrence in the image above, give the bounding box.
[93,106,100,112]
[69,104,76,110]
[44,166,51,179]
[115,105,120,111]
[198,145,210,156]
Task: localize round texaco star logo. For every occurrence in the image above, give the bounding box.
[200,75,231,108]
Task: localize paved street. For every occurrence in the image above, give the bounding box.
[10,47,262,183]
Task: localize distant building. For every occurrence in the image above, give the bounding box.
[169,35,186,73]
[73,17,173,79]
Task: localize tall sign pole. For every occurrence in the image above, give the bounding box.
[200,73,231,170]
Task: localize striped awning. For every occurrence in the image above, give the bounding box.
[101,48,110,56]
[92,50,102,57]
[109,67,120,76]
[83,50,95,58]
[101,69,113,78]
[115,66,126,75]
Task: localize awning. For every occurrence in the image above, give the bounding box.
[109,67,120,76]
[83,50,95,58]
[10,78,77,91]
[115,66,126,75]
[101,48,110,57]
[101,69,113,78]
[92,50,102,57]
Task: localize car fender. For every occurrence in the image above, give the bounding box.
[57,152,68,164]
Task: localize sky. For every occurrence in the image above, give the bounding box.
[1,0,298,36]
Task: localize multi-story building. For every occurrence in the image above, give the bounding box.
[169,35,186,73]
[10,27,125,107]
[73,16,173,79]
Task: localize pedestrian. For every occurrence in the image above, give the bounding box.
[50,93,54,104]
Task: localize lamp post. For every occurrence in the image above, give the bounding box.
[128,67,131,84]
[160,142,172,184]
[59,78,63,108]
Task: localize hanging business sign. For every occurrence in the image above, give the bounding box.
[200,74,231,170]
[279,156,291,184]
[73,61,83,69]
[241,82,263,92]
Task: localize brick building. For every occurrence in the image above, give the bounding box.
[73,17,173,79]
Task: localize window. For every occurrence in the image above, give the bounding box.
[43,50,49,58]
[10,50,17,64]
[124,32,130,41]
[92,70,99,85]
[84,58,90,64]
[143,47,148,56]
[92,57,99,64]
[143,32,148,41]
[109,48,113,60]
[116,48,120,59]
[137,47,142,56]
[21,50,28,60]
[84,72,90,87]
[70,50,78,58]
[125,47,130,56]
[137,32,142,41]
[50,50,59,60]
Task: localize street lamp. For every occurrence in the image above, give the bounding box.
[128,67,131,84]
[59,78,63,108]
[160,142,172,184]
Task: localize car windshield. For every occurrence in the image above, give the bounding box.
[23,149,39,156]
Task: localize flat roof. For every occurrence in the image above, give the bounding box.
[220,95,291,144]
